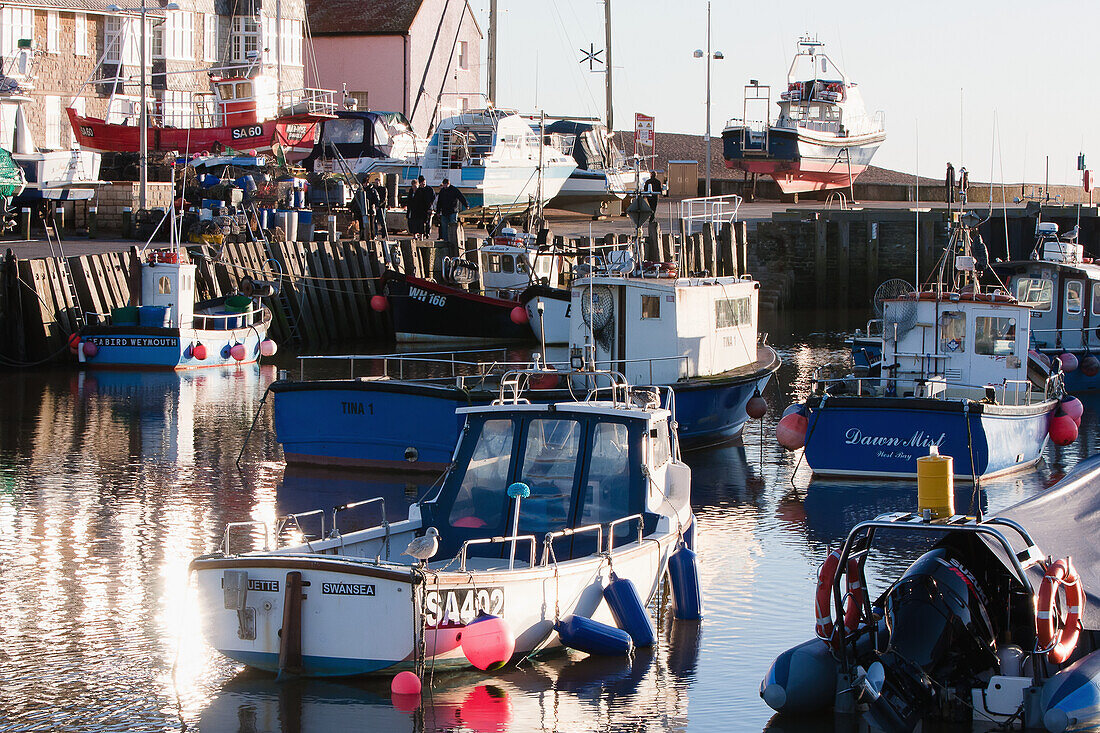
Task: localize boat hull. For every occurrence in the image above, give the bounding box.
[521,285,571,345]
[548,169,629,216]
[801,396,1055,480]
[271,348,779,470]
[78,321,269,370]
[420,161,577,216]
[382,271,535,343]
[722,126,884,194]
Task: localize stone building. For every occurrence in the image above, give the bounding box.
[306,0,482,137]
[0,0,309,150]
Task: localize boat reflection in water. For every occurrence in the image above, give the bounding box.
[276,465,432,528]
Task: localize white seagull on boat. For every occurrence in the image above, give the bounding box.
[402,526,440,563]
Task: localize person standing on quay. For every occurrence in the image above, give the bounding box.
[434,178,468,242]
[372,176,390,239]
[411,175,435,238]
[404,179,419,236]
[643,170,663,223]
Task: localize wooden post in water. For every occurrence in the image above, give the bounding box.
[737,220,749,276]
[814,214,828,307]
[837,219,851,308]
[701,222,716,276]
[717,223,733,276]
[919,217,936,284]
[867,215,880,302]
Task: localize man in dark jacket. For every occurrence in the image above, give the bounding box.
[410,175,435,238]
[642,170,662,223]
[361,179,383,240]
[434,178,468,242]
[371,176,389,238]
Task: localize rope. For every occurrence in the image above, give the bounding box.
[235,385,271,471]
[790,394,826,487]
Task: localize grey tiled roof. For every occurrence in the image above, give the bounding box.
[306,0,424,36]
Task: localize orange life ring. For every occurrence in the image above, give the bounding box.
[1037,557,1084,664]
[814,549,864,648]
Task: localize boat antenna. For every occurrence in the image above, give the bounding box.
[914,119,919,288]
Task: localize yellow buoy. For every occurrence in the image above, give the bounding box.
[917,446,954,519]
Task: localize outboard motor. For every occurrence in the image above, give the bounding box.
[860,548,1000,732]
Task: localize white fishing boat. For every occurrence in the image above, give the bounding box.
[191,368,695,676]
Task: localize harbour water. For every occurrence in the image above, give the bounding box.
[0,309,1094,732]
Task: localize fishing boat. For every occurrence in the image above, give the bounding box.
[763,455,1100,732]
[993,219,1100,391]
[0,40,102,202]
[543,119,633,217]
[416,109,577,218]
[192,368,696,677]
[721,36,886,195]
[380,226,568,344]
[271,249,780,471]
[776,213,1068,480]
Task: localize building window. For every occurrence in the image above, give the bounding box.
[161,90,191,127]
[715,296,751,328]
[458,40,468,70]
[74,13,88,56]
[231,16,260,63]
[44,95,62,149]
[1,8,34,58]
[105,16,144,66]
[347,91,368,110]
[164,11,193,60]
[279,18,302,66]
[203,13,217,61]
[46,11,60,52]
[152,23,164,59]
[641,295,660,319]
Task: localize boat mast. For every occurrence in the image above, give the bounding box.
[487,0,497,105]
[139,1,148,211]
[604,0,613,132]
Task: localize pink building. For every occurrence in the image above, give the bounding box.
[307,0,481,137]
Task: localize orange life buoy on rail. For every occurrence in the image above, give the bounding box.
[1036,557,1084,664]
[814,549,865,648]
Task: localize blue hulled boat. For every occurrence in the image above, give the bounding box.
[779,214,1068,480]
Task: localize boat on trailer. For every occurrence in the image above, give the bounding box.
[779,213,1066,480]
[763,455,1100,732]
[192,369,694,677]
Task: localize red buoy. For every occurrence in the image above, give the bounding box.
[259,339,278,357]
[509,306,528,325]
[776,412,809,450]
[81,340,98,358]
[1050,414,1079,446]
[1060,353,1079,372]
[391,670,422,696]
[458,614,515,671]
[371,294,389,312]
[746,392,768,419]
[230,343,247,361]
[1060,396,1084,426]
[192,342,208,360]
[68,333,81,354]
[1081,355,1100,378]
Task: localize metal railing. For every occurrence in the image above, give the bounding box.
[459,535,537,571]
[192,303,266,330]
[278,88,337,116]
[221,520,269,555]
[679,194,742,236]
[811,367,1057,406]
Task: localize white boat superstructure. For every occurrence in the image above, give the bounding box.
[191,370,692,677]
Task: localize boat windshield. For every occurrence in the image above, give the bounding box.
[448,418,513,529]
[517,418,582,535]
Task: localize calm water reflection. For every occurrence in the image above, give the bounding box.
[0,309,1096,732]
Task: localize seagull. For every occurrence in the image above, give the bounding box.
[403,527,440,566]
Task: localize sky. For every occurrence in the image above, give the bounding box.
[468,0,1099,186]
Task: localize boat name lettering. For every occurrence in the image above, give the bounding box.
[424,586,504,628]
[408,286,446,307]
[321,582,376,596]
[844,428,946,448]
[341,401,372,415]
[232,125,265,140]
[88,336,179,348]
[247,579,279,592]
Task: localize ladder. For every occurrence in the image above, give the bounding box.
[42,210,85,330]
[248,204,302,344]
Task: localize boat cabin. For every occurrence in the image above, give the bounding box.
[417,391,683,566]
[301,110,419,175]
[140,251,197,327]
[880,295,1036,401]
[212,74,277,127]
[480,228,562,297]
[545,120,626,173]
[569,273,760,385]
[424,110,544,171]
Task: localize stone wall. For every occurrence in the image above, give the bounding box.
[94,181,173,231]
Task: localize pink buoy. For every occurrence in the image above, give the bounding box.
[1049,414,1079,446]
[1060,396,1084,426]
[509,306,528,325]
[370,295,389,312]
[192,342,208,360]
[1081,355,1100,378]
[746,393,768,419]
[458,614,515,671]
[230,343,247,361]
[776,412,809,451]
[1060,353,1079,372]
[82,340,98,358]
[391,670,422,695]
[259,339,278,357]
[68,333,81,355]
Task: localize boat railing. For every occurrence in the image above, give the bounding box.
[330,497,387,539]
[278,88,338,116]
[192,303,266,330]
[857,319,883,339]
[679,194,742,235]
[459,535,537,571]
[811,371,1045,406]
[222,520,269,555]
[1030,326,1100,347]
[541,524,603,564]
[607,513,645,553]
[276,509,325,546]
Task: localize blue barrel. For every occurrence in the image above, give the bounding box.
[138,305,171,327]
[297,209,314,242]
[199,173,220,188]
[555,615,633,656]
[603,573,655,647]
[235,175,257,195]
[668,543,703,620]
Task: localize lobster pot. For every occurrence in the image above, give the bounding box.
[555,615,633,656]
[297,209,314,242]
[603,573,656,647]
[668,544,703,620]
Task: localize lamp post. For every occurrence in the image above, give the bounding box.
[693,1,723,197]
[107,1,179,212]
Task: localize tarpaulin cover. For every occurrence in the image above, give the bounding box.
[0,147,26,198]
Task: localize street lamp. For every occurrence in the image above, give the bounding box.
[107,1,179,212]
[693,1,722,197]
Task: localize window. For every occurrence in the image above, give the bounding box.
[230,16,260,63]
[516,256,527,273]
[449,419,514,529]
[347,91,369,110]
[715,296,751,328]
[203,13,217,61]
[105,16,145,66]
[322,118,364,145]
[1092,282,1100,316]
[939,311,966,353]
[1,8,34,58]
[47,11,59,52]
[74,13,88,56]
[487,254,501,273]
[517,418,581,534]
[161,90,191,128]
[651,420,670,466]
[579,422,632,526]
[152,23,164,59]
[43,96,61,149]
[458,40,469,70]
[158,276,172,294]
[501,256,514,273]
[165,11,194,60]
[1067,281,1083,315]
[975,316,1017,356]
[641,295,660,319]
[279,18,302,66]
[1014,277,1052,311]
